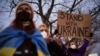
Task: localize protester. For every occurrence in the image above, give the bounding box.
[0,2,50,56]
[66,37,90,56]
[53,29,65,48]
[53,29,68,55]
[38,24,66,56]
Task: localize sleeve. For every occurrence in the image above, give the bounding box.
[78,39,89,53]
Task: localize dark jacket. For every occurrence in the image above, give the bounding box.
[47,39,66,56]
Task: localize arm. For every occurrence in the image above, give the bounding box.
[78,38,89,53]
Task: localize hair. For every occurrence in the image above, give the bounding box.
[11,2,36,34]
[67,38,78,48]
[54,29,58,35]
[15,2,34,19]
[90,32,93,37]
[38,24,50,37]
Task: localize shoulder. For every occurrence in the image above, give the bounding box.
[32,29,42,36]
[0,26,20,35]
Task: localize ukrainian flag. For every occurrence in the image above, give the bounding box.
[0,27,50,56]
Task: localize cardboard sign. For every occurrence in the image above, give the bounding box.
[57,11,91,38]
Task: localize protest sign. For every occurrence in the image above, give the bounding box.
[57,11,91,38]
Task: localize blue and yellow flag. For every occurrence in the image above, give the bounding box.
[0,27,50,56]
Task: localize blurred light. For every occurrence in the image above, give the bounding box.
[88,53,98,56]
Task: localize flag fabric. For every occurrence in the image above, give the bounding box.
[0,26,50,56]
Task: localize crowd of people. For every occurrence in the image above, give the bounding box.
[38,24,90,56]
[0,2,90,56]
